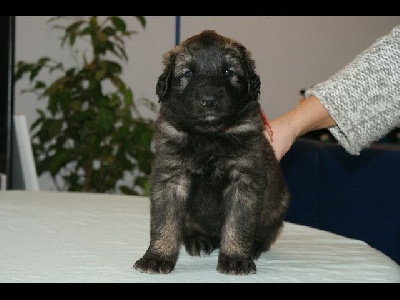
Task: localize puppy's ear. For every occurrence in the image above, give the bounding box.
[242,48,261,101]
[248,70,261,101]
[156,52,176,103]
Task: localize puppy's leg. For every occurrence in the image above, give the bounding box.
[134,174,189,274]
[217,176,260,275]
[252,174,290,260]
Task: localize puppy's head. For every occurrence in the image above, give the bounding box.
[156,30,261,132]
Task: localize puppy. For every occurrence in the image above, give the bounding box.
[134,30,290,275]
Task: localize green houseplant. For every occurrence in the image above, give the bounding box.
[14,16,156,195]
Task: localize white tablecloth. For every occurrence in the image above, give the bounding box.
[0,190,399,283]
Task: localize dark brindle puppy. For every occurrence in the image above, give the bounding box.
[134,30,290,275]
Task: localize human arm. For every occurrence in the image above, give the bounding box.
[266,25,400,160]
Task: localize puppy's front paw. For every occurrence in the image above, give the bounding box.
[134,255,176,274]
[217,253,256,275]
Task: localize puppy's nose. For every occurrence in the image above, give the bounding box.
[200,95,217,107]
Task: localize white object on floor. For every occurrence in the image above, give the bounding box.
[0,173,6,190]
[12,114,40,191]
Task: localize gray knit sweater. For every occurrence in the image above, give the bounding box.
[305,25,400,155]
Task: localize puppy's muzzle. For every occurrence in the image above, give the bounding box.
[200,95,217,107]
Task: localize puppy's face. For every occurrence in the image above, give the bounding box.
[156,30,261,132]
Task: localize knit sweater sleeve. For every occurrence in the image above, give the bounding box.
[305,25,400,155]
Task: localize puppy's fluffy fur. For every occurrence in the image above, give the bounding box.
[134,30,290,275]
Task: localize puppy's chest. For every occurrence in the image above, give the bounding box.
[183,135,242,175]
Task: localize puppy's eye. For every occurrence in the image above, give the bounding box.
[224,69,234,77]
[184,70,193,78]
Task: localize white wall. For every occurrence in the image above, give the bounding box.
[14,16,400,191]
[180,16,400,118]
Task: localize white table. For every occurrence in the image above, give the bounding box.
[0,190,399,283]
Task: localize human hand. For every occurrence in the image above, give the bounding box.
[264,118,297,162]
[264,95,336,161]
